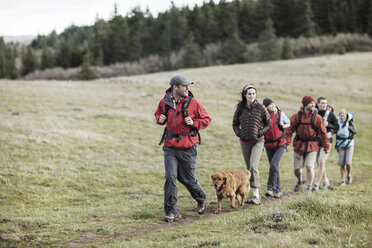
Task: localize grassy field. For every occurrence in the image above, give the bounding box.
[1,52,371,247]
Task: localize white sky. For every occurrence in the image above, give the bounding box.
[0,0,207,36]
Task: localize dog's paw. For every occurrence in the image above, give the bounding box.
[215,210,221,214]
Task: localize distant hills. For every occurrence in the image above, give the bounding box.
[3,36,35,44]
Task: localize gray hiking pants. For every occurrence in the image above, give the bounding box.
[163,145,206,215]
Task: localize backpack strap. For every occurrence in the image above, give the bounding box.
[159,95,201,145]
[323,107,331,122]
[276,108,284,132]
[265,108,285,150]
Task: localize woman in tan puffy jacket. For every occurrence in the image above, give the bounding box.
[232,84,271,205]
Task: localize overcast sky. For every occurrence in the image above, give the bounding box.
[0,0,208,36]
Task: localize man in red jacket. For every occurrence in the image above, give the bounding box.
[154,75,211,222]
[285,95,330,194]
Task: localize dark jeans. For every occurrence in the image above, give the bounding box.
[163,145,206,215]
[265,145,286,193]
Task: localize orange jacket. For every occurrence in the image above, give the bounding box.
[285,107,330,154]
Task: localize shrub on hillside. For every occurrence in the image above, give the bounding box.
[202,42,223,66]
[25,67,80,80]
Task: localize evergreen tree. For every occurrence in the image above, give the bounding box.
[238,0,256,43]
[108,15,130,63]
[368,1,372,36]
[272,0,297,37]
[222,32,246,64]
[41,45,54,70]
[295,0,316,37]
[188,6,204,46]
[47,30,59,48]
[91,19,109,65]
[216,0,239,40]
[200,2,219,45]
[56,40,72,68]
[157,14,172,69]
[311,0,336,35]
[258,18,280,61]
[281,37,295,60]
[5,47,18,79]
[141,9,155,56]
[0,39,18,79]
[21,46,38,76]
[128,7,145,61]
[80,51,99,80]
[169,3,188,51]
[251,0,274,40]
[0,37,5,78]
[182,32,203,68]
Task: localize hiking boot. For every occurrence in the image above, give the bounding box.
[294,179,305,192]
[265,190,274,197]
[340,180,345,186]
[273,192,283,198]
[197,200,207,215]
[305,186,312,195]
[246,196,260,205]
[164,212,181,223]
[346,175,352,184]
[312,184,319,192]
[319,180,330,190]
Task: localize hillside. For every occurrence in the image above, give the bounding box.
[0,52,371,247]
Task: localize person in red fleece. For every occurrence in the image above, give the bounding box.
[155,75,211,222]
[262,98,291,198]
[285,95,330,194]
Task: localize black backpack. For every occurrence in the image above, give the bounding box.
[159,95,200,145]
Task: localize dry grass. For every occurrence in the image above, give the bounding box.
[0,52,371,247]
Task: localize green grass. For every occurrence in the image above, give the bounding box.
[1,52,372,247]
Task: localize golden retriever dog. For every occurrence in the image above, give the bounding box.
[211,170,251,214]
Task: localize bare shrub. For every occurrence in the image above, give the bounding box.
[244,43,260,62]
[25,67,80,80]
[291,33,372,57]
[201,42,223,66]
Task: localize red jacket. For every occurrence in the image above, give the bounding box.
[264,111,286,150]
[285,107,330,154]
[154,89,211,149]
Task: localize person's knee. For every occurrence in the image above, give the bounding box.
[165,175,177,184]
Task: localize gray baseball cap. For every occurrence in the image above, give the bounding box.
[170,75,193,86]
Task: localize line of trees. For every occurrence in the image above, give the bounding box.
[1,0,372,80]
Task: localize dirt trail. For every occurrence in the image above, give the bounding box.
[66,177,366,247]
[66,191,303,247]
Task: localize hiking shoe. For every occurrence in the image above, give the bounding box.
[273,192,283,198]
[305,186,312,195]
[164,212,181,223]
[294,179,305,192]
[312,184,319,192]
[346,175,352,184]
[246,196,260,205]
[319,180,330,190]
[197,200,207,215]
[265,190,274,197]
[340,181,345,186]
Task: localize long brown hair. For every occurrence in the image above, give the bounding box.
[235,84,257,116]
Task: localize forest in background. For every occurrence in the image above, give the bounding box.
[1,0,372,80]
